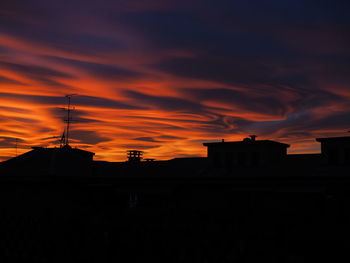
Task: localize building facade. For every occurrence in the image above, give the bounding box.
[203,136,290,170]
[316,136,350,165]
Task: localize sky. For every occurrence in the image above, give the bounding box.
[0,0,350,161]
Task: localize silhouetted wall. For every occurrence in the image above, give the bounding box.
[316,137,350,165]
[204,139,289,171]
[0,175,348,262]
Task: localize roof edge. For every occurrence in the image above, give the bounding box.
[203,140,290,148]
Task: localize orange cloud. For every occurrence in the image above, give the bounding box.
[1,1,349,162]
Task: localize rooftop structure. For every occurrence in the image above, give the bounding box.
[203,136,290,170]
[1,145,95,176]
[127,150,143,163]
[316,136,350,165]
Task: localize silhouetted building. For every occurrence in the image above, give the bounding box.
[203,136,290,170]
[127,150,143,163]
[93,157,207,177]
[0,145,95,176]
[316,136,350,165]
[285,153,323,167]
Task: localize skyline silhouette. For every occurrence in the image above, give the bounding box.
[1,93,349,163]
[2,1,350,262]
[0,127,349,261]
[1,131,349,178]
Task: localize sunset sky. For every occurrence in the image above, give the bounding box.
[0,0,349,161]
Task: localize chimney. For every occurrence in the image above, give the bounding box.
[249,135,257,141]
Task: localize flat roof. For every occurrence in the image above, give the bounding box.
[203,140,290,148]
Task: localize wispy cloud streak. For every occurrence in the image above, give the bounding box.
[0,0,350,161]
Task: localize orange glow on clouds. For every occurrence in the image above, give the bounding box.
[1,1,350,161]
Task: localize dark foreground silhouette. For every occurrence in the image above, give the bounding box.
[0,175,349,262]
[0,135,349,262]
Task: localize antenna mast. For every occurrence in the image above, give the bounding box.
[64,94,77,146]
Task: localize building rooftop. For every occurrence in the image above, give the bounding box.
[203,139,290,148]
[1,146,95,176]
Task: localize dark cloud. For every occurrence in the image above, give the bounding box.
[0,61,73,79]
[133,137,159,142]
[123,90,256,135]
[290,89,343,110]
[133,135,187,143]
[0,61,74,88]
[0,137,25,149]
[298,111,350,132]
[309,55,350,83]
[157,135,185,140]
[0,114,39,124]
[70,130,112,145]
[0,75,25,85]
[124,90,204,112]
[185,88,288,116]
[199,116,253,134]
[117,11,211,50]
[74,95,145,110]
[3,27,124,56]
[0,46,11,53]
[33,33,123,55]
[122,88,346,138]
[0,0,126,56]
[37,78,75,89]
[49,108,102,124]
[186,87,344,117]
[244,109,350,140]
[0,93,143,110]
[156,55,294,86]
[0,106,32,114]
[121,144,160,150]
[47,57,143,81]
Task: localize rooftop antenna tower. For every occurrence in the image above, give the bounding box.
[64,94,77,146]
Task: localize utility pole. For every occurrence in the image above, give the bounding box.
[64,94,77,146]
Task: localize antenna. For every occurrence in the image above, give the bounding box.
[60,130,65,148]
[64,94,77,146]
[249,135,257,141]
